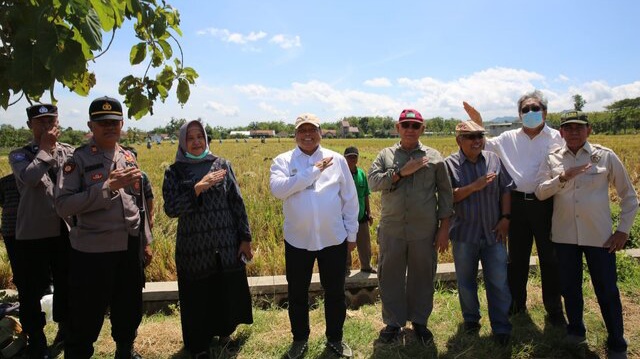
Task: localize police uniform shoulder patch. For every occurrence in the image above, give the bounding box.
[9,152,27,163]
[63,160,76,174]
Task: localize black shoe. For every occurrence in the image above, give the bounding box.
[463,321,481,334]
[114,344,143,359]
[411,322,433,346]
[493,333,510,346]
[286,340,308,359]
[378,325,401,343]
[326,341,353,358]
[360,267,377,274]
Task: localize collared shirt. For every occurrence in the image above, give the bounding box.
[445,150,514,244]
[486,125,563,193]
[9,141,74,240]
[368,142,454,241]
[270,145,359,251]
[351,167,370,221]
[56,140,148,253]
[535,142,638,247]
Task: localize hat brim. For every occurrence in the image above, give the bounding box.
[561,120,588,126]
[91,114,123,121]
[344,153,359,157]
[29,113,58,120]
[398,119,424,123]
[295,121,320,129]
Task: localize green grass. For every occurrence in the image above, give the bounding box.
[31,265,639,358]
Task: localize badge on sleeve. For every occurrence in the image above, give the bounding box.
[91,173,104,181]
[90,146,98,154]
[124,152,135,163]
[9,152,27,163]
[63,160,76,174]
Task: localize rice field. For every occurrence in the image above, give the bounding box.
[1,135,639,283]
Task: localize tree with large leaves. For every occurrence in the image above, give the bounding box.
[0,0,198,119]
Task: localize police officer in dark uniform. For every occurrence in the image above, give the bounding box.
[9,104,74,359]
[55,96,153,359]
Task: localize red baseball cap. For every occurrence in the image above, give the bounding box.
[398,109,423,123]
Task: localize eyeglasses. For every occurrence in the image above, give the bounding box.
[461,133,485,140]
[400,122,422,130]
[296,127,319,134]
[521,105,541,114]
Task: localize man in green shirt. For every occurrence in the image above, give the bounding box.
[344,147,375,274]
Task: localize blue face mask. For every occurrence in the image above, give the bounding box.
[522,110,543,129]
[185,148,210,160]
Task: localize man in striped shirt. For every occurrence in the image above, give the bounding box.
[443,120,514,345]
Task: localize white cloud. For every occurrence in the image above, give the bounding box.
[363,77,392,88]
[269,34,301,49]
[204,101,239,117]
[196,28,267,44]
[557,74,570,82]
[258,102,287,117]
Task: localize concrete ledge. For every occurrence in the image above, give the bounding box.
[142,256,539,312]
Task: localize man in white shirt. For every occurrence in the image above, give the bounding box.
[464,90,566,326]
[535,111,637,359]
[270,113,359,359]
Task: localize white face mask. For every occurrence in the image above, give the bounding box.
[522,110,543,128]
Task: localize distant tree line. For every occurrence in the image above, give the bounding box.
[3,97,640,149]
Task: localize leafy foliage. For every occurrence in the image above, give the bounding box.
[0,0,198,119]
[573,93,586,111]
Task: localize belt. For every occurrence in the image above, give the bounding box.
[512,191,537,201]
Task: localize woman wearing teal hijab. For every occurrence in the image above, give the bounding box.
[163,120,253,358]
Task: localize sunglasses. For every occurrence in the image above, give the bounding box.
[521,105,541,114]
[461,133,485,140]
[400,122,422,130]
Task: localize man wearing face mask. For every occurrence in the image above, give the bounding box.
[463,90,566,327]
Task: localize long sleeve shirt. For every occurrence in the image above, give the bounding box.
[10,141,74,240]
[368,142,454,240]
[535,142,638,247]
[270,146,359,251]
[485,125,563,193]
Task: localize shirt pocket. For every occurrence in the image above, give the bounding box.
[584,165,608,187]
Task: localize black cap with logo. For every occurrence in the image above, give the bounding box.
[89,96,123,121]
[26,104,57,120]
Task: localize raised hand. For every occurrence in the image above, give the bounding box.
[463,101,483,126]
[315,156,334,172]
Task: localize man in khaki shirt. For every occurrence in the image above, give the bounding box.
[56,96,152,359]
[368,109,453,345]
[535,111,638,359]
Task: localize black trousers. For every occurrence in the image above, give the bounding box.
[64,236,143,359]
[285,240,347,342]
[13,232,70,339]
[2,236,18,286]
[507,192,563,316]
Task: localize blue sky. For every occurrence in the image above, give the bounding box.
[2,0,640,131]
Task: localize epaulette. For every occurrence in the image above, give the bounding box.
[591,144,612,152]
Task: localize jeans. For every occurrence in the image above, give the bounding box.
[452,238,512,334]
[555,243,626,352]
